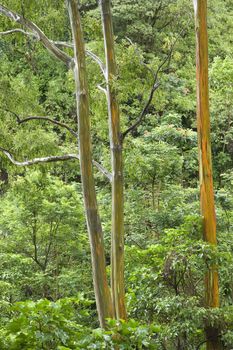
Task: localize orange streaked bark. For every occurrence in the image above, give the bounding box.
[193,0,222,349]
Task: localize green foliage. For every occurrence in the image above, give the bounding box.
[0,0,233,349]
[0,297,160,350]
[0,296,92,350]
[76,319,160,349]
[125,216,233,348]
[0,170,91,301]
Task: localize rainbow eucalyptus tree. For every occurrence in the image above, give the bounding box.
[193,0,222,349]
[66,0,114,327]
[98,0,164,320]
[99,0,127,320]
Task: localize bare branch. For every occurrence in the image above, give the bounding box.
[0,4,72,67]
[19,116,78,138]
[97,84,107,95]
[53,40,74,48]
[86,50,106,78]
[125,37,155,77]
[0,20,104,76]
[122,81,160,139]
[3,108,21,123]
[122,30,183,140]
[154,42,175,80]
[92,160,112,181]
[54,41,106,77]
[157,19,174,32]
[0,28,38,38]
[0,26,105,76]
[148,0,163,27]
[0,147,111,181]
[0,147,79,166]
[3,109,78,138]
[155,26,187,78]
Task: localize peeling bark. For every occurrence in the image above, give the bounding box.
[99,0,127,320]
[67,0,113,327]
[193,1,222,349]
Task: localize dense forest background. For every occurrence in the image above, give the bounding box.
[0,0,233,349]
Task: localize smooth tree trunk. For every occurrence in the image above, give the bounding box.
[193,1,222,349]
[67,0,113,327]
[99,0,127,320]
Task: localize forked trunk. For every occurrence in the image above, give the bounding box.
[99,0,127,320]
[193,1,222,349]
[67,0,113,327]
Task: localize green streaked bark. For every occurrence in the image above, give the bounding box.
[67,0,113,328]
[99,0,127,320]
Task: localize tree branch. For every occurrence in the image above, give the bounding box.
[125,37,155,77]
[97,83,107,95]
[52,40,73,48]
[3,108,21,123]
[53,41,106,77]
[19,116,78,138]
[122,32,181,140]
[3,109,78,137]
[0,147,79,166]
[122,81,160,139]
[0,4,72,67]
[92,160,112,181]
[0,147,112,181]
[86,50,106,78]
[0,27,106,76]
[0,28,37,37]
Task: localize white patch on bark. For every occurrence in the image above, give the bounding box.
[193,0,198,15]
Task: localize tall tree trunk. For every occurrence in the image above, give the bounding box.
[99,0,127,320]
[67,0,113,327]
[193,1,222,349]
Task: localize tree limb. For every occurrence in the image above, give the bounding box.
[86,50,106,78]
[0,4,72,67]
[0,28,37,37]
[54,41,106,77]
[0,28,106,76]
[3,108,21,123]
[0,147,112,181]
[97,83,107,95]
[19,116,78,138]
[122,81,160,139]
[122,32,181,140]
[3,109,78,137]
[52,40,74,48]
[125,37,155,77]
[92,160,112,181]
[0,147,79,166]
